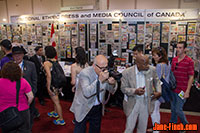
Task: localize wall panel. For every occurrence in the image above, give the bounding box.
[0,1,8,23]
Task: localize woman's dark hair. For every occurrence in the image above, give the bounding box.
[1,61,21,81]
[45,46,57,59]
[152,47,168,65]
[75,47,87,68]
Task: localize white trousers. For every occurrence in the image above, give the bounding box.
[124,98,148,133]
[151,100,161,133]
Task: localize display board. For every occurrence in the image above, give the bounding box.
[0,9,199,65]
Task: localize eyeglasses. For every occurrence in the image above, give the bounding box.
[95,64,108,72]
[175,63,179,70]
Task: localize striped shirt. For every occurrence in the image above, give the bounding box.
[171,55,194,94]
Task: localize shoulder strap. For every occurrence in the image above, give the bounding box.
[16,80,21,107]
[48,60,53,63]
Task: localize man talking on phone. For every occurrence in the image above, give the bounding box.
[121,55,161,133]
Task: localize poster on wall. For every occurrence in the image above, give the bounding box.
[145,33,152,50]
[170,33,178,42]
[66,45,72,58]
[122,42,127,49]
[99,43,107,56]
[187,35,195,46]
[146,23,153,33]
[121,23,128,33]
[171,24,178,32]
[71,24,77,35]
[161,32,169,43]
[129,33,136,50]
[152,23,160,46]
[178,35,186,42]
[122,33,128,42]
[6,25,12,40]
[112,23,119,32]
[106,31,114,44]
[90,23,96,35]
[137,33,145,44]
[90,49,98,61]
[79,23,86,48]
[100,24,107,40]
[152,41,160,48]
[187,23,196,34]
[162,23,170,33]
[90,34,96,43]
[178,25,186,35]
[122,52,129,63]
[128,25,136,33]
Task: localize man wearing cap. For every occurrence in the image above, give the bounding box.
[30,46,46,106]
[12,45,39,129]
[0,39,13,70]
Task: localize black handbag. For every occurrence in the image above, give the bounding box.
[0,80,24,132]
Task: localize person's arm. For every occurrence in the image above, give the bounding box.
[184,75,194,98]
[152,67,162,99]
[71,64,76,86]
[44,61,54,96]
[104,77,117,94]
[31,63,37,95]
[23,78,34,105]
[184,59,194,98]
[26,91,34,105]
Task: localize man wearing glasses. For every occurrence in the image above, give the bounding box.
[170,41,194,126]
[70,55,117,133]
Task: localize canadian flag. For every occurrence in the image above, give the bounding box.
[50,24,57,59]
[50,24,56,47]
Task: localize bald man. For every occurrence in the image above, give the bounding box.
[70,55,117,133]
[121,55,161,133]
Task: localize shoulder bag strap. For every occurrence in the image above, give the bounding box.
[16,80,21,108]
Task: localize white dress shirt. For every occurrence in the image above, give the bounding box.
[135,66,147,98]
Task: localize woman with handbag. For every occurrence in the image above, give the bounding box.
[0,62,34,133]
[147,47,171,132]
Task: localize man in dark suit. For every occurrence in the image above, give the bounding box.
[30,46,46,106]
[12,45,39,129]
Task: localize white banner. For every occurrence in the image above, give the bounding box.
[146,9,198,21]
[10,9,199,23]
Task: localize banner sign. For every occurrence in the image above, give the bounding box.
[11,9,199,23]
[145,9,198,21]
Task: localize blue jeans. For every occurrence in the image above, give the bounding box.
[170,91,188,125]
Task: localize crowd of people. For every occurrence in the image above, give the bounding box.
[0,39,194,133]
